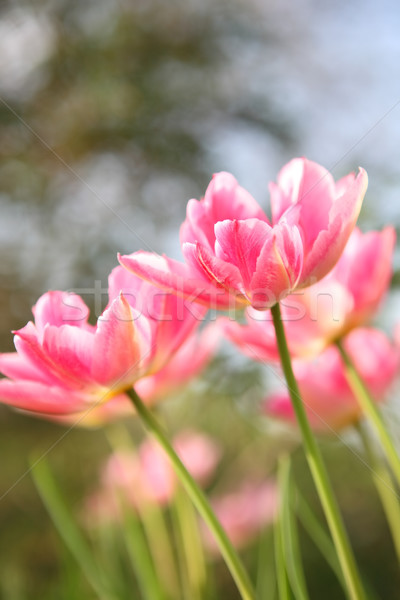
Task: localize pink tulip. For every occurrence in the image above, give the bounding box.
[86,431,221,521]
[264,328,399,432]
[203,481,278,553]
[59,321,219,426]
[0,267,205,416]
[220,226,395,360]
[119,159,367,311]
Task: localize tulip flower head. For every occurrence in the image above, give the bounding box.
[221,226,395,361]
[85,431,221,522]
[203,480,278,553]
[53,320,219,427]
[0,267,206,418]
[264,328,399,432]
[120,159,367,311]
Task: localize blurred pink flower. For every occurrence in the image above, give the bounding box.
[221,227,395,360]
[119,159,367,311]
[85,431,221,522]
[203,481,278,553]
[54,320,219,426]
[264,328,400,432]
[0,267,206,417]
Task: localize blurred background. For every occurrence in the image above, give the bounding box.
[1,0,400,597]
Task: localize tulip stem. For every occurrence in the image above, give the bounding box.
[126,387,256,600]
[336,340,400,489]
[355,422,400,564]
[271,302,366,600]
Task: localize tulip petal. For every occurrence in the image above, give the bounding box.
[33,291,91,338]
[14,323,80,388]
[42,325,96,384]
[335,227,395,323]
[214,219,272,290]
[269,158,335,230]
[92,294,150,387]
[180,172,269,248]
[188,242,248,301]
[219,315,279,363]
[249,224,303,309]
[119,251,242,310]
[298,167,368,285]
[0,352,51,383]
[0,379,91,415]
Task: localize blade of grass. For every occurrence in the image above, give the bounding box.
[274,512,291,600]
[127,388,256,600]
[30,457,113,600]
[356,422,400,564]
[172,485,208,600]
[120,503,167,600]
[337,340,400,488]
[256,529,276,600]
[294,489,345,591]
[278,456,309,600]
[105,424,180,599]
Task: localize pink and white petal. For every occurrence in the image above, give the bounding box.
[273,222,304,288]
[249,235,295,310]
[14,323,79,387]
[53,393,135,427]
[180,173,269,248]
[346,328,400,398]
[180,199,217,249]
[108,265,147,305]
[346,227,395,318]
[204,172,268,225]
[214,219,273,290]
[270,158,335,229]
[0,379,91,415]
[192,243,249,302]
[298,168,368,286]
[119,251,233,309]
[42,324,96,384]
[92,294,148,387]
[174,430,221,485]
[33,291,91,338]
[219,316,279,363]
[138,321,219,402]
[0,352,51,383]
[150,295,206,369]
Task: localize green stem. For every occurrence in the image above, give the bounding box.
[126,388,256,600]
[337,340,400,489]
[355,422,400,564]
[271,303,365,600]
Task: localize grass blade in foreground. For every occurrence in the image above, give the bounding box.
[126,387,256,600]
[278,456,309,600]
[337,340,400,489]
[274,509,291,600]
[31,457,113,600]
[271,303,366,600]
[295,489,345,589]
[356,422,400,564]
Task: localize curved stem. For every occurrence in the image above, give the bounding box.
[355,422,400,564]
[126,388,256,600]
[337,339,400,488]
[271,303,366,600]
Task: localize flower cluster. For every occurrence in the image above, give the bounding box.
[0,156,396,436]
